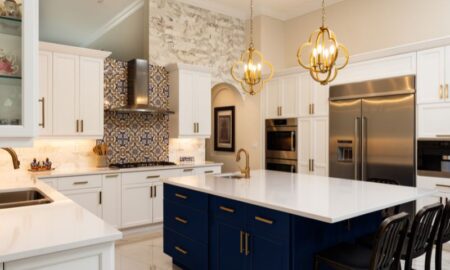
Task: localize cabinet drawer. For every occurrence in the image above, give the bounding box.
[122,170,174,185]
[210,196,246,226]
[164,228,208,270]
[195,166,221,175]
[164,184,208,212]
[164,200,208,244]
[247,205,290,240]
[58,175,102,191]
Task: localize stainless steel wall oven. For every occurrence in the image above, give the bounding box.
[265,119,297,173]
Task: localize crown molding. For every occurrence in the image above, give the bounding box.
[82,0,145,47]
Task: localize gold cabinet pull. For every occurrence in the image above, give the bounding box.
[81,120,84,132]
[312,159,315,172]
[255,216,274,225]
[175,216,188,224]
[205,170,214,174]
[146,175,160,179]
[175,246,188,255]
[245,232,250,256]
[73,181,88,185]
[436,184,450,189]
[440,84,444,99]
[312,104,315,114]
[38,98,45,128]
[446,84,449,99]
[183,168,194,173]
[240,231,244,254]
[99,191,102,205]
[175,193,188,200]
[280,106,283,116]
[154,186,157,197]
[76,120,79,132]
[219,206,235,213]
[105,174,119,178]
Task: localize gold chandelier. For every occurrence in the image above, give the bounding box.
[231,0,274,95]
[297,0,349,85]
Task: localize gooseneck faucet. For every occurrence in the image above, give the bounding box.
[236,148,250,178]
[1,148,20,169]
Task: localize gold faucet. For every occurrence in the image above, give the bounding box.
[236,148,250,178]
[1,148,20,169]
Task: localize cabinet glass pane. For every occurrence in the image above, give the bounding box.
[0,5,22,126]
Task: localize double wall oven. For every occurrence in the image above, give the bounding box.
[265,119,298,173]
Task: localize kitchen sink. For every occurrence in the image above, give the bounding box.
[216,173,246,180]
[0,188,53,209]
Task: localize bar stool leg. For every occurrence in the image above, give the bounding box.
[314,257,320,270]
[425,249,432,270]
[435,243,443,270]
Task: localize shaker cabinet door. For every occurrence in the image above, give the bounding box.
[311,117,329,176]
[210,220,247,270]
[298,73,312,117]
[265,79,281,119]
[38,51,53,136]
[281,75,299,117]
[121,183,153,228]
[417,47,446,104]
[152,182,164,223]
[178,71,196,136]
[52,53,79,136]
[298,118,311,174]
[63,189,102,218]
[195,72,212,136]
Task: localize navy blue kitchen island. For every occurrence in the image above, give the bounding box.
[162,170,433,269]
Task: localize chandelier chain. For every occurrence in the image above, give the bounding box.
[322,0,326,27]
[249,0,254,47]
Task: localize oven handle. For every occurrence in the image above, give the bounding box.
[290,131,295,151]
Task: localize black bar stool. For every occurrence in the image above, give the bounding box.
[314,212,410,270]
[402,202,443,270]
[435,200,450,270]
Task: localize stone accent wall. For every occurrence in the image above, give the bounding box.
[149,0,246,85]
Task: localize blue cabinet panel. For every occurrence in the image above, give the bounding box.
[164,200,208,244]
[210,195,247,227]
[164,228,208,270]
[246,204,290,241]
[164,184,208,211]
[248,233,290,270]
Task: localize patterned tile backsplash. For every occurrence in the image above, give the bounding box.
[103,58,170,164]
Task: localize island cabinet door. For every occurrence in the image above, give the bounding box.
[247,234,290,270]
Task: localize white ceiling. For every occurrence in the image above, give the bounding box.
[178,0,345,21]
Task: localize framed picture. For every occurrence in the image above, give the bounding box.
[214,106,235,152]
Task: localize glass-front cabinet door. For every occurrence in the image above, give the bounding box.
[0,0,38,147]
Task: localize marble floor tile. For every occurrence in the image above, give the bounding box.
[116,232,450,269]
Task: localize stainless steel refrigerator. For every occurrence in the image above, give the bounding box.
[329,76,416,190]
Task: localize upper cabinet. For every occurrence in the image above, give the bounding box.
[167,63,212,138]
[264,71,329,120]
[0,1,39,147]
[417,47,449,104]
[39,42,110,138]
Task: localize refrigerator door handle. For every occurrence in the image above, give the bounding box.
[354,117,360,180]
[362,117,367,181]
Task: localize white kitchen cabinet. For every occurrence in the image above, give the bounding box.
[0,1,39,147]
[64,189,102,218]
[264,75,298,119]
[298,73,329,117]
[121,182,153,228]
[39,178,58,189]
[416,175,448,211]
[417,47,447,105]
[152,181,164,223]
[418,103,450,138]
[298,117,329,176]
[4,242,114,270]
[167,64,212,138]
[38,51,53,136]
[101,174,121,228]
[39,43,110,138]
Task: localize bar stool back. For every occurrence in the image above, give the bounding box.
[435,201,450,270]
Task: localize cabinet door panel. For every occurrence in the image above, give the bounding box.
[248,234,289,270]
[52,53,79,135]
[298,118,311,174]
[121,183,153,228]
[196,73,212,136]
[312,83,329,116]
[102,174,121,228]
[417,47,445,104]
[210,220,246,270]
[152,182,163,223]
[38,51,53,136]
[63,189,102,218]
[312,117,329,176]
[178,71,195,136]
[79,57,103,137]
[281,75,299,117]
[265,79,281,119]
[446,46,450,100]
[298,73,312,117]
[418,103,450,137]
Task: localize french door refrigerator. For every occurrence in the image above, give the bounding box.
[329,76,416,212]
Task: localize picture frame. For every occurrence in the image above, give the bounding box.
[214,106,235,152]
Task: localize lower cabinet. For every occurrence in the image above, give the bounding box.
[101,174,122,228]
[121,182,154,228]
[63,188,102,218]
[418,103,450,138]
[163,184,290,270]
[4,243,114,270]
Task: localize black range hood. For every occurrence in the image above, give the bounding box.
[108,59,174,114]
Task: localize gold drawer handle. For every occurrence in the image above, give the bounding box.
[240,231,244,254]
[436,184,450,189]
[205,170,214,174]
[147,175,160,179]
[175,193,188,199]
[175,216,188,224]
[73,181,88,185]
[105,174,119,178]
[183,168,194,173]
[219,206,235,213]
[175,246,188,255]
[245,232,250,256]
[255,216,274,225]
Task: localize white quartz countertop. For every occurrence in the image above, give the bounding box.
[163,170,436,223]
[34,162,223,179]
[0,171,122,262]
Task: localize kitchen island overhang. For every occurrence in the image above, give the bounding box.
[162,170,436,269]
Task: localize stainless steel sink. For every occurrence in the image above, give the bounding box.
[216,173,246,180]
[0,188,53,209]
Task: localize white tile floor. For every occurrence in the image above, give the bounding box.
[115,232,450,270]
